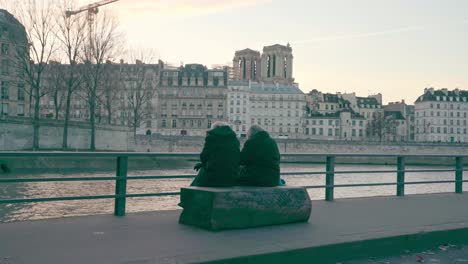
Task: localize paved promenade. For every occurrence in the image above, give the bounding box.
[0,193,467,264]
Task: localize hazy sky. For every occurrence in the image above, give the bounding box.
[9,0,468,103]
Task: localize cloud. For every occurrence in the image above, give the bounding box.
[290,19,468,45]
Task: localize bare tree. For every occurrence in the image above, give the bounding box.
[13,0,58,150]
[100,63,120,125]
[82,11,121,151]
[55,0,87,149]
[47,62,66,120]
[122,49,157,141]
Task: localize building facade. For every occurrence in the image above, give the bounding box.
[156,64,228,136]
[303,111,367,141]
[415,88,468,143]
[0,9,28,118]
[39,60,162,135]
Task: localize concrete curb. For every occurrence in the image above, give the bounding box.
[205,227,468,264]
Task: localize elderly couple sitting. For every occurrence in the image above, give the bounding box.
[190,121,284,187]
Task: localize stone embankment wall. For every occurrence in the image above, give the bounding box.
[133,135,468,156]
[0,117,132,151]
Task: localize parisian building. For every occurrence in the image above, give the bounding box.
[384,100,415,142]
[156,63,228,136]
[304,90,367,140]
[0,9,29,117]
[415,88,468,143]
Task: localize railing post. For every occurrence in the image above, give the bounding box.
[397,156,405,197]
[456,157,463,194]
[114,156,128,216]
[325,156,335,201]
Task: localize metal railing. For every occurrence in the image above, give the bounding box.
[0,152,466,217]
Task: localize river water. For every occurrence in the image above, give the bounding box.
[0,163,466,223]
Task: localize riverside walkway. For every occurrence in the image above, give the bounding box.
[1,193,467,264]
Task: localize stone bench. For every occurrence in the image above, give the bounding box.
[178,186,311,230]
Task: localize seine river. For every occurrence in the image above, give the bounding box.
[0,163,466,223]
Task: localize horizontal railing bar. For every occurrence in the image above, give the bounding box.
[127,175,195,180]
[1,178,464,204]
[304,182,397,188]
[281,171,325,175]
[0,169,462,183]
[126,192,181,198]
[0,177,118,183]
[405,180,455,185]
[333,182,397,188]
[2,152,468,158]
[0,195,116,204]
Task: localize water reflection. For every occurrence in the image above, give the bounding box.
[0,164,465,222]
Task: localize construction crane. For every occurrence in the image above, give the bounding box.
[65,0,120,56]
[65,0,119,19]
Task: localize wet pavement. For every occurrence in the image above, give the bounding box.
[344,244,468,264]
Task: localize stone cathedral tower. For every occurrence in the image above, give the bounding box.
[232,49,261,82]
[260,43,294,85]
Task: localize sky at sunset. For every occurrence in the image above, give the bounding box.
[5,0,468,103]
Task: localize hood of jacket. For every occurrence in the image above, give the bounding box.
[208,125,237,138]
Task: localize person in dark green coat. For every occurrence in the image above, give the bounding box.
[237,125,281,187]
[190,122,240,187]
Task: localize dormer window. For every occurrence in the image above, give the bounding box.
[436,96,440,101]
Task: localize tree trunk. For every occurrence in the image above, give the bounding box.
[89,97,96,151]
[62,90,72,150]
[33,86,40,150]
[54,90,59,120]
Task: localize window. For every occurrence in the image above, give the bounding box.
[319,120,323,125]
[1,81,8,99]
[328,120,332,126]
[161,120,166,128]
[172,120,176,128]
[359,129,363,137]
[352,129,356,136]
[319,128,323,135]
[198,120,202,128]
[312,128,316,135]
[328,128,333,136]
[17,104,24,116]
[1,103,7,115]
[1,43,8,55]
[207,120,212,128]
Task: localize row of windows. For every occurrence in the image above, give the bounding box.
[416,127,468,134]
[1,82,25,101]
[426,102,468,110]
[161,119,213,129]
[305,119,365,126]
[305,127,364,137]
[417,111,468,118]
[1,103,24,116]
[417,119,468,126]
[161,102,224,109]
[433,96,468,103]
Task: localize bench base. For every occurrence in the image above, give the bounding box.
[178,186,311,230]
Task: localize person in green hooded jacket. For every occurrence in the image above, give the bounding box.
[190,121,240,187]
[237,125,281,187]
